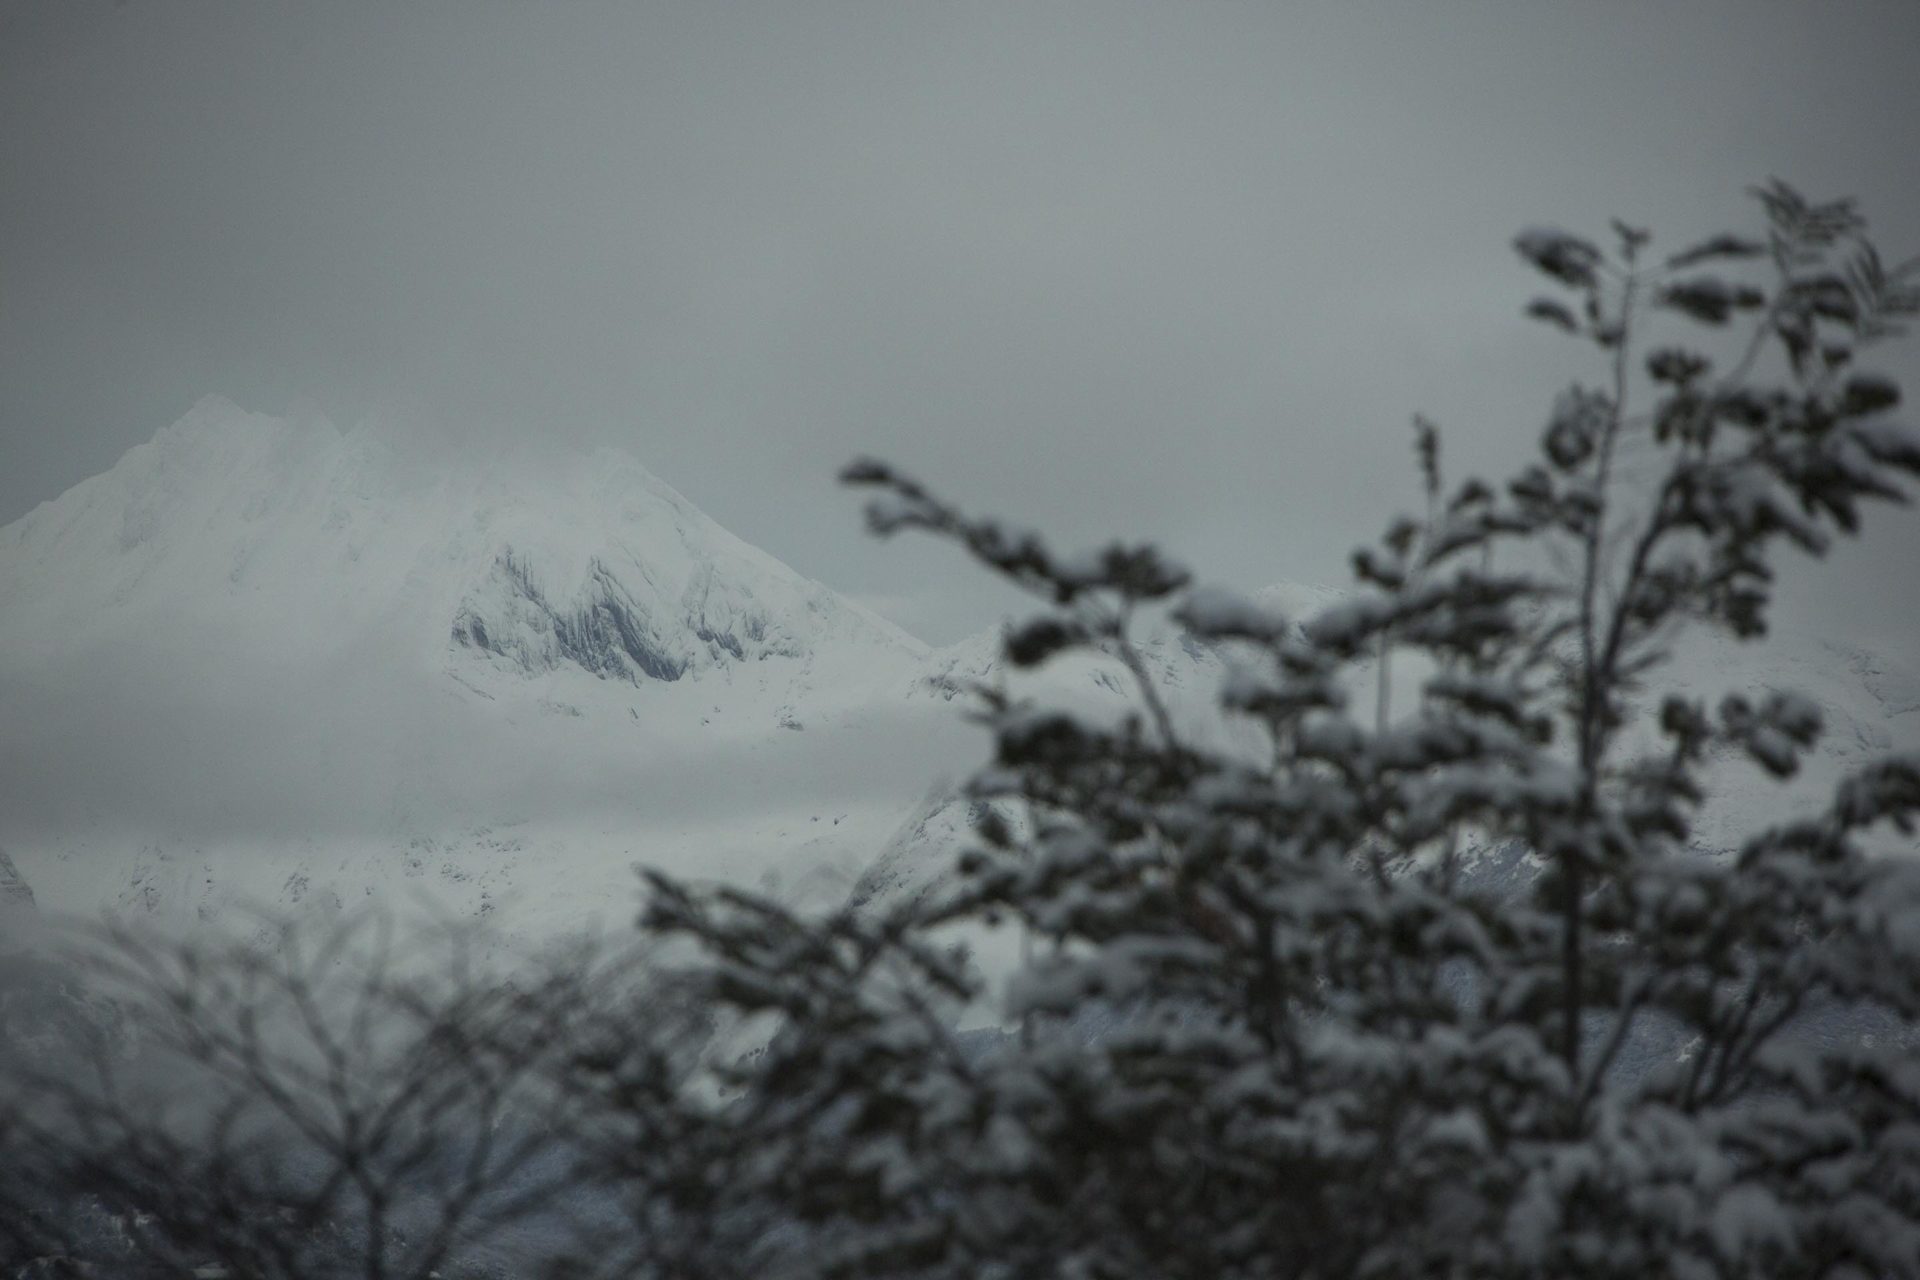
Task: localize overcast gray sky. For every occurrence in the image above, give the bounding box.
[4,1,1918,645]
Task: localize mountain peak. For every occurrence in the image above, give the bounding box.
[0,401,953,931]
[0,399,922,678]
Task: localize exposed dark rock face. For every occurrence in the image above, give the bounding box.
[449,550,686,683]
[567,563,690,682]
[450,548,802,684]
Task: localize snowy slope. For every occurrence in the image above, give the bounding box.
[0,396,917,672]
[0,399,976,942]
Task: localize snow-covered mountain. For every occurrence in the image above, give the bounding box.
[0,398,982,941]
[0,396,915,674]
[0,398,1912,951]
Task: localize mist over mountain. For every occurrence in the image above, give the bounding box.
[0,399,1912,944]
[0,399,961,935]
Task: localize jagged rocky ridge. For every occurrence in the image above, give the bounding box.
[451,550,805,684]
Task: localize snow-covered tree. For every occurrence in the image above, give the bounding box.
[633,183,1920,1278]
